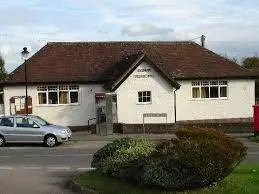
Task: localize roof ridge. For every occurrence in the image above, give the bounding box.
[47,41,196,45]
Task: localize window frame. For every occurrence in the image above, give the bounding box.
[137,91,152,104]
[37,85,79,106]
[191,81,228,100]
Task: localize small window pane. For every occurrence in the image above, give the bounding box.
[38,93,47,104]
[49,92,58,104]
[37,86,47,91]
[210,81,218,86]
[59,91,69,104]
[143,97,147,102]
[0,117,14,127]
[138,92,142,98]
[201,81,209,86]
[146,97,151,102]
[192,81,200,86]
[147,91,151,97]
[48,86,58,91]
[59,85,69,91]
[70,91,79,103]
[192,88,200,98]
[138,97,143,102]
[220,87,227,97]
[69,85,79,90]
[210,87,219,98]
[219,81,228,85]
[201,87,209,98]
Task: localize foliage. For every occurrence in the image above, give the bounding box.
[0,55,7,81]
[75,164,259,194]
[91,129,247,191]
[242,56,259,70]
[142,128,247,190]
[91,138,155,177]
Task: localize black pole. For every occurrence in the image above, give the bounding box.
[25,59,28,115]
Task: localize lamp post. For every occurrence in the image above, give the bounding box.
[21,47,30,115]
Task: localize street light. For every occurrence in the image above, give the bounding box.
[21,47,30,115]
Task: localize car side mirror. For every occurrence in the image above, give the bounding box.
[33,124,39,128]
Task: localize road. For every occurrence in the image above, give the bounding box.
[0,141,108,169]
[0,141,109,194]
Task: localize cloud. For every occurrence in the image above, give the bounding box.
[122,23,174,37]
[1,0,259,72]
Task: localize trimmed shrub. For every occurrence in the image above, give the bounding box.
[91,138,155,177]
[142,128,247,190]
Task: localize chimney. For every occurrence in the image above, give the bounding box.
[201,35,206,47]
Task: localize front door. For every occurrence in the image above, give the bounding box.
[14,117,44,142]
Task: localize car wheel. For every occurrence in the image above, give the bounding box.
[45,135,57,147]
[0,136,5,147]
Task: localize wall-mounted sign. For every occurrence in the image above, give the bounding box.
[137,68,151,72]
[133,75,154,78]
[134,68,153,78]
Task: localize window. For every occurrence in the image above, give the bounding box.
[0,117,14,127]
[59,85,69,104]
[138,91,151,103]
[191,81,228,99]
[69,85,79,104]
[37,85,79,105]
[16,117,36,128]
[70,92,78,103]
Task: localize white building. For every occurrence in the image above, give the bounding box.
[1,41,256,130]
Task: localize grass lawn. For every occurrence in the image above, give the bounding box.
[250,135,259,142]
[75,163,259,194]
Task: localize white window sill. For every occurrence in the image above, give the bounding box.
[136,102,152,105]
[35,103,80,107]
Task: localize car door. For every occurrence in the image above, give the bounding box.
[14,117,45,142]
[0,117,16,142]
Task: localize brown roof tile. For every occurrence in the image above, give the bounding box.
[6,41,257,85]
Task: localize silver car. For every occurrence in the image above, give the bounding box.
[0,115,72,147]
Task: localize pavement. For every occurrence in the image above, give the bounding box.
[0,132,257,193]
[71,131,254,141]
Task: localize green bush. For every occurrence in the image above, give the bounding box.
[91,138,155,177]
[142,128,247,190]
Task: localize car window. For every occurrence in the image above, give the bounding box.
[16,117,36,128]
[0,117,14,127]
[32,116,50,126]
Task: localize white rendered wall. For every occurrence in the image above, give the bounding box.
[176,79,255,121]
[115,62,175,124]
[3,84,106,126]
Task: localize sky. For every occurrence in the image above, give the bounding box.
[1,0,259,72]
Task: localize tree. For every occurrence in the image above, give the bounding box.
[0,55,7,81]
[242,56,259,70]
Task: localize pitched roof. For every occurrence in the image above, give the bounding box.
[6,41,257,85]
[103,52,181,91]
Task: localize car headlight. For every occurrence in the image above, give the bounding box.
[60,129,68,134]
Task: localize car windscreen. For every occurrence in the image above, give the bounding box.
[32,116,51,126]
